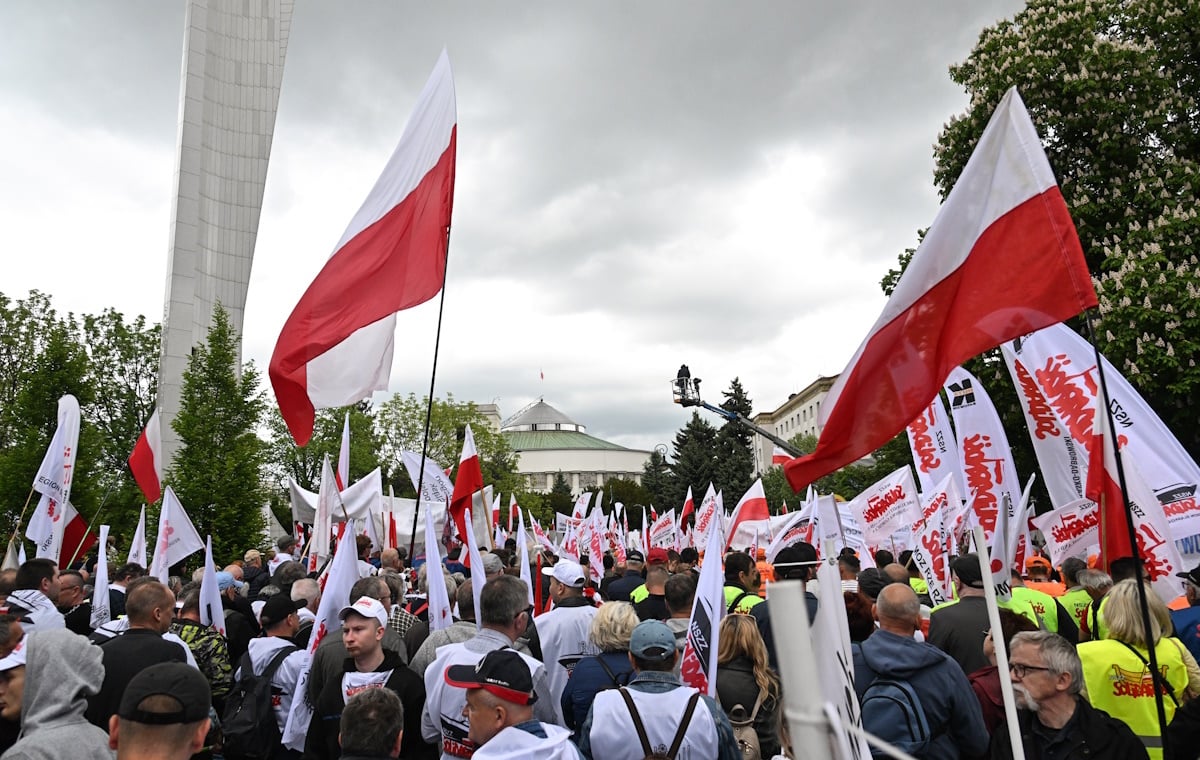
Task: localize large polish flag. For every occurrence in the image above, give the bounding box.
[726,479,770,550]
[128,409,163,504]
[271,51,457,446]
[448,424,483,541]
[785,87,1096,492]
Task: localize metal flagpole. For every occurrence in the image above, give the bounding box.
[66,475,122,567]
[1084,313,1171,753]
[409,226,452,560]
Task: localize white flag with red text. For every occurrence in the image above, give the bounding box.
[680,521,723,697]
[150,487,203,582]
[850,466,921,545]
[905,393,963,495]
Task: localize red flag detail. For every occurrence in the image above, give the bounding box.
[449,425,483,541]
[785,88,1096,492]
[771,446,791,467]
[1087,404,1133,569]
[128,409,163,504]
[270,52,457,445]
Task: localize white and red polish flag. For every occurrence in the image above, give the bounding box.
[679,486,695,526]
[726,479,771,550]
[270,51,457,446]
[128,408,163,504]
[448,424,483,541]
[785,87,1096,492]
[771,446,792,467]
[335,412,350,490]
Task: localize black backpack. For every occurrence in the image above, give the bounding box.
[221,645,298,760]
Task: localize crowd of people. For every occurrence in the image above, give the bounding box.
[0,530,1199,760]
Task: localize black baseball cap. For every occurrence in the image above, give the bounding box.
[445,649,537,705]
[119,663,211,724]
[952,554,985,589]
[260,594,307,627]
[1176,563,1200,586]
[626,549,645,563]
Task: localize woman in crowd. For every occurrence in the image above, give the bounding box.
[968,607,1038,736]
[1078,579,1200,758]
[560,600,638,734]
[716,613,782,759]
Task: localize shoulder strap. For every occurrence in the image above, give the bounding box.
[666,692,702,759]
[748,687,767,720]
[1115,639,1180,706]
[728,591,752,615]
[597,656,623,687]
[262,644,299,681]
[618,688,655,758]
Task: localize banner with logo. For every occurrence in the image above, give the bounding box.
[909,474,957,606]
[649,509,677,550]
[944,367,1023,543]
[1032,498,1099,567]
[905,393,963,495]
[850,465,921,545]
[692,484,720,549]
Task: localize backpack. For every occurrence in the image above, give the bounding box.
[221,644,298,760]
[858,677,934,757]
[619,687,700,760]
[727,689,767,760]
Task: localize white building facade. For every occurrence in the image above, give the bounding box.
[751,375,838,475]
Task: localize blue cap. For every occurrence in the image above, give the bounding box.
[629,620,676,661]
[215,571,243,592]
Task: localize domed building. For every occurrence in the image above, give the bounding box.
[499,400,651,493]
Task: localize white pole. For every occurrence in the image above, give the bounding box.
[769,581,835,760]
[973,526,1027,760]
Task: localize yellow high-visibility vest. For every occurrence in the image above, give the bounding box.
[1079,637,1186,760]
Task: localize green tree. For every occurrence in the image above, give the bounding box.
[599,477,653,528]
[714,378,755,503]
[667,412,718,517]
[886,0,1200,458]
[266,402,381,492]
[376,393,521,498]
[545,471,574,516]
[640,448,673,514]
[167,305,268,559]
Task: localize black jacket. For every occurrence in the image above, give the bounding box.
[715,656,781,759]
[990,699,1150,760]
[86,628,187,728]
[307,650,436,760]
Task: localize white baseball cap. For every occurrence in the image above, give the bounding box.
[0,636,27,672]
[541,560,586,588]
[338,596,388,628]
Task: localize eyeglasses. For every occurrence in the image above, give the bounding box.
[1008,662,1053,678]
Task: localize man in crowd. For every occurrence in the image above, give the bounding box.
[0,616,24,754]
[107,662,213,760]
[169,588,233,711]
[87,579,187,729]
[243,549,271,598]
[1171,563,1200,662]
[1058,557,1093,630]
[446,649,579,758]
[632,566,669,622]
[310,576,409,706]
[854,584,988,758]
[241,593,307,753]
[380,548,404,575]
[723,551,763,615]
[578,620,739,760]
[108,562,144,620]
[663,573,696,654]
[410,580,477,676]
[307,597,433,760]
[270,535,298,573]
[339,688,406,760]
[3,559,65,631]
[629,548,672,605]
[291,576,320,648]
[754,542,819,670]
[1025,555,1066,596]
[604,550,645,602]
[2,628,112,759]
[928,554,998,674]
[423,575,556,758]
[358,535,379,579]
[536,560,599,719]
[57,569,92,635]
[990,631,1147,759]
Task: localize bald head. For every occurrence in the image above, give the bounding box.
[875,583,920,634]
[882,563,910,585]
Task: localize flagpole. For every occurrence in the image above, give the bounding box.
[409,226,453,560]
[7,487,38,548]
[66,475,122,567]
[1084,313,1171,752]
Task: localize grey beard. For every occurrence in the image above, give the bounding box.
[1013,683,1041,713]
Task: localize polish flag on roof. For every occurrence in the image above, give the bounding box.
[786,88,1096,492]
[128,409,163,505]
[271,51,457,445]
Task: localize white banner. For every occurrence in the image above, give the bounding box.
[1031,499,1098,567]
[29,395,81,562]
[1003,323,1200,550]
[90,525,111,629]
[945,367,1023,543]
[812,559,873,760]
[127,505,147,567]
[649,509,677,550]
[399,451,454,504]
[289,467,383,524]
[150,487,204,582]
[910,475,957,606]
[850,465,921,545]
[692,484,720,549]
[906,393,963,495]
[765,510,814,563]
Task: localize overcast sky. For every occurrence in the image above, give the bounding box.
[0,1,1025,455]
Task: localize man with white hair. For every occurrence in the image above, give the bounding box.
[991,630,1147,758]
[291,577,320,649]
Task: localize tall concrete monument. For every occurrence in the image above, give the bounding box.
[159,0,294,462]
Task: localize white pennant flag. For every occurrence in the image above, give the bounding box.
[127,505,147,567]
[910,473,959,607]
[681,521,724,697]
[464,508,486,630]
[199,536,227,636]
[28,395,81,562]
[906,392,964,495]
[90,525,111,629]
[1031,499,1100,567]
[812,556,873,760]
[517,506,534,606]
[424,505,454,632]
[150,487,204,582]
[309,455,337,573]
[692,484,720,548]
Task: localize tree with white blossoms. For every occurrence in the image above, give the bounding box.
[887,0,1200,459]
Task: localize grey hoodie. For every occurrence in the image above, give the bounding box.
[6,629,113,760]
